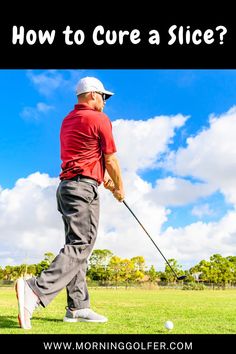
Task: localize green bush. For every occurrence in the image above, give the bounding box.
[182,282,206,290]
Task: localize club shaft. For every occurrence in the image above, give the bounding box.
[123,200,179,279]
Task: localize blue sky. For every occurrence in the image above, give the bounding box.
[1,69,236,188]
[1,69,236,269]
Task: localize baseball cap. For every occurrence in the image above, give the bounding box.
[76,77,114,100]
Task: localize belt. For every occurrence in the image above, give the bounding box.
[71,174,98,187]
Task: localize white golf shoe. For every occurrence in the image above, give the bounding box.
[63,308,108,323]
[15,277,40,329]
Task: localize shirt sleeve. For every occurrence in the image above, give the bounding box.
[98,114,117,154]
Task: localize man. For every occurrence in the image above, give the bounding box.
[15,76,125,329]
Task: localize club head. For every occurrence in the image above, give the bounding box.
[177,275,187,281]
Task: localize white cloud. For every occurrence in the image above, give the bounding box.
[26,70,84,97]
[97,172,169,265]
[1,170,235,271]
[191,204,214,218]
[27,70,66,96]
[20,102,54,121]
[149,177,215,206]
[113,114,188,172]
[166,106,236,204]
[0,172,64,267]
[161,208,236,267]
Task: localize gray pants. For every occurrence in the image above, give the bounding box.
[27,179,100,309]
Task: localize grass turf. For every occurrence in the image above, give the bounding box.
[1,286,236,334]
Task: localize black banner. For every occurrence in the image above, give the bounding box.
[0,334,235,353]
[0,7,235,69]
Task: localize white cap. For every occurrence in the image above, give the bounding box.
[76,77,114,100]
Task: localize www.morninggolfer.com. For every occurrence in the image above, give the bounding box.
[42,340,193,351]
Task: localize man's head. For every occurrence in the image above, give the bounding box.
[76,77,114,112]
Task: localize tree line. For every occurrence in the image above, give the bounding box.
[0,250,236,288]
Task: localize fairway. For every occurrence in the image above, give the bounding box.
[0,287,236,334]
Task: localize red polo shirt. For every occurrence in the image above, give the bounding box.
[59,103,117,184]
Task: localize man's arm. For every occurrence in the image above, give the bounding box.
[103,170,115,192]
[104,153,125,202]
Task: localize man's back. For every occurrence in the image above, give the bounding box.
[60,103,116,183]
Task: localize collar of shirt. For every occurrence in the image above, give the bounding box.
[74,103,94,111]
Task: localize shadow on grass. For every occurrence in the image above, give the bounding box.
[0,315,62,329]
[33,316,62,323]
[0,315,19,328]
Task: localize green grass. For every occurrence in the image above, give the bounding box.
[1,286,236,334]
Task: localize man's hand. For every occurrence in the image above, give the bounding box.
[113,188,125,202]
[104,179,124,202]
[103,178,115,192]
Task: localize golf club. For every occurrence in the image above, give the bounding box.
[123,200,186,281]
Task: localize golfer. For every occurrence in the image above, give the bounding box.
[16,77,125,329]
